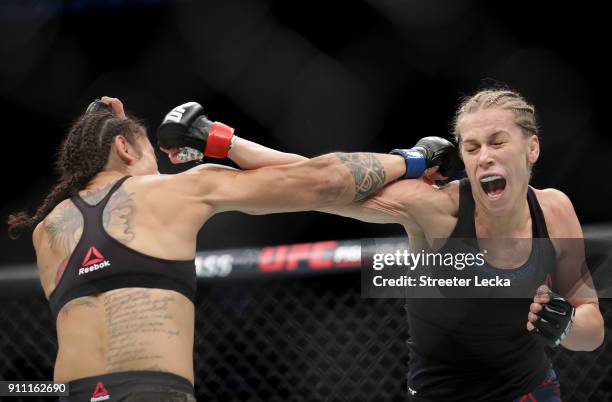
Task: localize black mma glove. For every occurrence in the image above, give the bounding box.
[390,136,463,179]
[530,288,575,348]
[157,102,235,161]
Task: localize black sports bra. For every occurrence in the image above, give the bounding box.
[48,176,196,318]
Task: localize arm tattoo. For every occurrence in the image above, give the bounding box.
[335,153,387,201]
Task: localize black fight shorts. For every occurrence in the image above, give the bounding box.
[59,371,196,402]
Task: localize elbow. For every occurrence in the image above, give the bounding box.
[575,332,604,352]
[586,322,605,351]
[310,156,352,206]
[592,332,605,351]
[565,311,605,352]
[587,309,606,351]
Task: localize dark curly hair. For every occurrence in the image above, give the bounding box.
[7,110,145,239]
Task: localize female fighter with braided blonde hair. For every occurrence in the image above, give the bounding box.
[222,88,604,401]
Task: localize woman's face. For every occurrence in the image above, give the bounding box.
[457,108,539,214]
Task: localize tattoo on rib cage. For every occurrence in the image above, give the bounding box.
[103,289,180,372]
[335,153,387,201]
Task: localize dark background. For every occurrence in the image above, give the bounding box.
[1,0,611,265]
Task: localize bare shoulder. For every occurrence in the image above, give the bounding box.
[45,197,76,216]
[121,168,236,208]
[532,187,581,237]
[404,179,460,216]
[375,177,456,203]
[37,198,84,254]
[136,164,236,193]
[125,170,220,227]
[532,187,576,220]
[32,220,46,251]
[439,179,461,213]
[125,172,195,197]
[42,198,83,236]
[387,179,459,237]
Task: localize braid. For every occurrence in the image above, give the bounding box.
[8,111,144,239]
[453,87,538,142]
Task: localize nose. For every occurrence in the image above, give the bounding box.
[477,145,494,169]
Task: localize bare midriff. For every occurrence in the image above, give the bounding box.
[54,287,194,384]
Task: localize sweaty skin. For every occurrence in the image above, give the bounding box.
[32,98,408,383]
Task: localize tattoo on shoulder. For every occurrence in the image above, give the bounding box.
[81,182,115,206]
[44,182,137,255]
[103,187,137,244]
[335,153,386,201]
[44,203,84,254]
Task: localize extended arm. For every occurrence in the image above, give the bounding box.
[223,132,458,225]
[177,151,406,215]
[157,102,458,225]
[225,137,410,222]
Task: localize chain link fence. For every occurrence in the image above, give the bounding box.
[0,238,610,401]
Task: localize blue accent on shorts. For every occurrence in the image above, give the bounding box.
[512,367,561,402]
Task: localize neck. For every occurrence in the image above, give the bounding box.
[84,170,126,192]
[473,187,531,237]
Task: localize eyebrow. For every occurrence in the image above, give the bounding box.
[462,130,509,144]
[489,131,508,139]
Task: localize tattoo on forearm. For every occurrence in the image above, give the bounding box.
[335,153,386,201]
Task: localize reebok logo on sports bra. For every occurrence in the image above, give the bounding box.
[47,176,197,319]
[79,246,111,275]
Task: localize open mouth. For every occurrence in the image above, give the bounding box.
[480,175,507,198]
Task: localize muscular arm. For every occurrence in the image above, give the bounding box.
[317,180,430,224]
[179,152,406,216]
[226,138,397,220]
[547,190,604,351]
[227,138,426,224]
